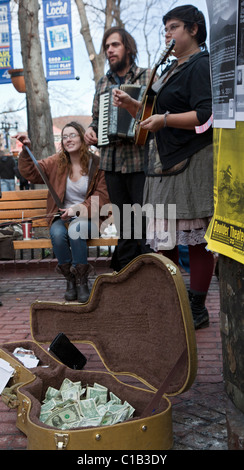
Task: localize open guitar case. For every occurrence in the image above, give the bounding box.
[0,253,197,450]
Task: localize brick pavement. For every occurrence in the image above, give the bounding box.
[0,258,228,450]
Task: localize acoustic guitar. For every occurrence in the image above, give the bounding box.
[134,39,175,146]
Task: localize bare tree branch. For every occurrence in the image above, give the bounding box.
[74,0,105,83]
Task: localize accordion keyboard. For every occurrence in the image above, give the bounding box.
[97,85,145,147]
[98,92,110,146]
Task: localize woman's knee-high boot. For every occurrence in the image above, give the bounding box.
[70,264,90,303]
[56,263,77,301]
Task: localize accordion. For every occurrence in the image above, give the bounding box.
[97,84,146,147]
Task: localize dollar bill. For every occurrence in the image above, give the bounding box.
[86,386,107,404]
[79,398,99,418]
[61,384,81,402]
[109,392,122,404]
[44,403,81,428]
[39,410,52,423]
[39,379,135,430]
[45,386,60,401]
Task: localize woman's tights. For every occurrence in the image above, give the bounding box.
[163,243,214,294]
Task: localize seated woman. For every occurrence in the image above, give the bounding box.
[17,122,110,303]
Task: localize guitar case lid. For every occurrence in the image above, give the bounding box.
[30,254,197,396]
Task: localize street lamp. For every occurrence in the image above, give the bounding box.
[0,115,18,149]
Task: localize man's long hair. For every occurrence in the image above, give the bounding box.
[102,27,138,64]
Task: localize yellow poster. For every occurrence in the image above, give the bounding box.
[206,122,244,264]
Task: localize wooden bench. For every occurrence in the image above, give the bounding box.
[0,189,118,257]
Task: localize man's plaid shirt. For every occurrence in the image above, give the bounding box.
[89,63,152,173]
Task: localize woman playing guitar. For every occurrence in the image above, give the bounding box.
[113,4,214,331]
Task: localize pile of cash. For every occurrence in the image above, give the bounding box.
[39,378,135,429]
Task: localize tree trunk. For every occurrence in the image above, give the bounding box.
[74,0,105,85]
[18,0,55,160]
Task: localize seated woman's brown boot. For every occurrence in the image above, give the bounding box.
[56,263,77,301]
[70,264,90,303]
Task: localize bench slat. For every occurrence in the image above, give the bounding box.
[13,237,118,250]
[1,189,48,201]
[1,219,48,228]
[13,239,52,250]
[0,200,47,210]
[0,209,47,220]
[32,219,49,228]
[87,238,118,247]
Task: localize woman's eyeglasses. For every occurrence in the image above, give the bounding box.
[62,133,79,140]
[164,23,182,35]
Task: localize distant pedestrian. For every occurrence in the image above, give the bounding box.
[14,166,30,190]
[0,151,16,191]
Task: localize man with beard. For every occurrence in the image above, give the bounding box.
[84,27,152,270]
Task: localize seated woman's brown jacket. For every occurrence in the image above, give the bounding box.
[18,148,110,229]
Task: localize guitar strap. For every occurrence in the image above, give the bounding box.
[131,68,147,84]
[140,347,188,418]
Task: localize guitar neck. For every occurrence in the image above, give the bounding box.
[140,65,158,104]
[139,40,175,108]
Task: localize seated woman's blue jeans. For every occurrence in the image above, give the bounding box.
[50,217,97,266]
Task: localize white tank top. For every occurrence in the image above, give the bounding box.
[64,174,89,209]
